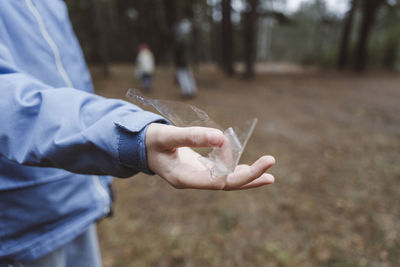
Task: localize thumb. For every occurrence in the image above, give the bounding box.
[148,124,225,149]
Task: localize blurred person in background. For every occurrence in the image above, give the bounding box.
[136,43,154,92]
[0,1,275,266]
[174,19,197,98]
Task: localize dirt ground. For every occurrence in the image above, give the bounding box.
[91,64,400,267]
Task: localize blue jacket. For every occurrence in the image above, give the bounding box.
[0,0,165,262]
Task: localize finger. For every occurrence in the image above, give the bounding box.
[157,126,225,149]
[237,173,275,190]
[225,155,275,189]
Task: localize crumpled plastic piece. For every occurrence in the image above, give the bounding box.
[126,89,257,178]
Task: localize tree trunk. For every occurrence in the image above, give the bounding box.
[243,0,259,79]
[222,0,234,75]
[163,0,179,64]
[337,0,357,70]
[91,0,110,76]
[354,0,383,72]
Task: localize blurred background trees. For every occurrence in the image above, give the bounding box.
[65,0,400,76]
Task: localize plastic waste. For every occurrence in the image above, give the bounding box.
[126,89,258,178]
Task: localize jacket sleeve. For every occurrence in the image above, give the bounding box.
[0,43,167,178]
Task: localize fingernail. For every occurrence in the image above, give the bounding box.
[266,175,275,183]
[207,130,223,146]
[269,156,276,165]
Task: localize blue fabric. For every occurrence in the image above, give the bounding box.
[119,124,156,175]
[10,224,102,267]
[0,0,166,262]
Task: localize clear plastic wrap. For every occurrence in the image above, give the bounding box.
[126,89,257,178]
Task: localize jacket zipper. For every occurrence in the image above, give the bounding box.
[25,0,74,88]
[26,0,110,215]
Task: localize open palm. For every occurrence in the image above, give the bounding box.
[146,123,275,190]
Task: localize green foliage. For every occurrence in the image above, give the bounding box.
[269,0,342,67]
[368,4,400,70]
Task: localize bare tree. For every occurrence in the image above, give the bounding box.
[338,0,358,70]
[354,0,385,72]
[222,0,234,75]
[91,0,110,76]
[243,0,260,79]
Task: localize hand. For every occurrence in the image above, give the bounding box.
[145,123,275,190]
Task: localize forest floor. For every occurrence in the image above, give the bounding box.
[92,64,400,267]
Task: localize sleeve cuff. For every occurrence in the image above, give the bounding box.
[118,124,152,174]
[117,112,169,175]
